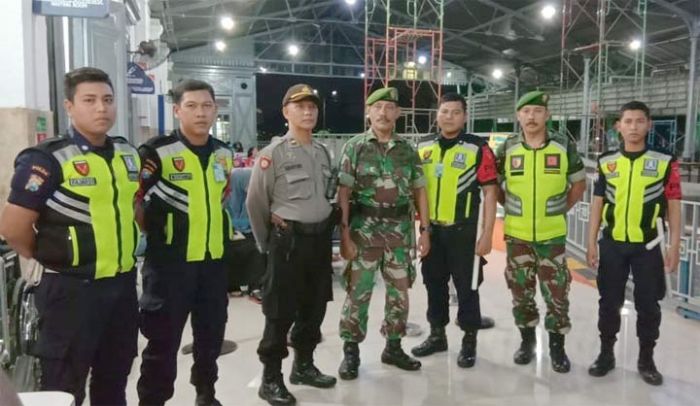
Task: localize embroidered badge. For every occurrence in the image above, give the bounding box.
[31,165,49,177]
[24,174,44,192]
[510,155,524,170]
[172,157,185,172]
[606,161,617,173]
[545,154,560,169]
[73,160,90,176]
[423,149,432,160]
[122,155,138,172]
[644,159,658,171]
[260,156,272,170]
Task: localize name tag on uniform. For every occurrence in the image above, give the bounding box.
[435,163,444,178]
[169,173,193,181]
[69,177,97,187]
[213,163,227,183]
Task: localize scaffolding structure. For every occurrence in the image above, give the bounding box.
[364,0,444,134]
[559,0,648,157]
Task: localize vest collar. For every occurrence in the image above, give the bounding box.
[515,130,552,151]
[620,145,648,161]
[173,129,214,151]
[68,126,113,154]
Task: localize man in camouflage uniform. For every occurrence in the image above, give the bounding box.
[496,90,586,373]
[336,87,430,380]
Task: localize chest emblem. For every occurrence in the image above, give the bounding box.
[422,149,432,160]
[73,160,90,176]
[644,159,658,171]
[606,161,617,173]
[510,155,523,170]
[545,154,560,169]
[172,157,186,172]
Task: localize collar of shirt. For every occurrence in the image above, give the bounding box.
[365,128,403,149]
[69,126,114,153]
[515,130,553,151]
[174,129,213,151]
[620,145,648,161]
[438,132,464,150]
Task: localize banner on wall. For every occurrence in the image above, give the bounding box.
[127,63,155,95]
[32,0,110,18]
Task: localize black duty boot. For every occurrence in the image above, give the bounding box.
[290,350,337,388]
[638,342,663,386]
[195,385,222,406]
[457,329,477,368]
[338,341,360,380]
[513,327,536,365]
[479,316,495,330]
[381,339,422,371]
[549,332,571,373]
[259,363,296,406]
[411,326,448,357]
[588,336,616,377]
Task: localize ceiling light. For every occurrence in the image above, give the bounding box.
[418,55,427,65]
[220,16,235,31]
[259,66,267,73]
[313,89,319,95]
[287,44,300,56]
[541,4,556,20]
[446,71,452,78]
[331,90,338,96]
[345,0,357,5]
[629,39,642,51]
[492,68,503,79]
[214,40,226,52]
[360,72,365,78]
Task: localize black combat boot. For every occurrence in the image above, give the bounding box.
[258,362,296,406]
[411,326,448,357]
[381,339,422,371]
[638,341,663,386]
[289,350,337,388]
[456,329,477,368]
[194,385,222,406]
[338,341,360,380]
[549,332,571,373]
[513,327,536,365]
[588,336,616,377]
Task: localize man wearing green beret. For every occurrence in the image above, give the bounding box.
[495,90,586,373]
[336,87,431,379]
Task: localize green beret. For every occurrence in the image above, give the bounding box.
[516,90,549,111]
[366,87,399,106]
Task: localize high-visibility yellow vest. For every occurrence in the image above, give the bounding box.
[33,136,141,279]
[143,133,233,262]
[598,149,671,243]
[418,134,483,224]
[502,136,571,242]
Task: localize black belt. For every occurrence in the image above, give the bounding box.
[355,204,410,218]
[288,219,330,235]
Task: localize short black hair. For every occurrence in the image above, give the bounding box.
[64,67,113,101]
[171,79,216,105]
[620,100,650,119]
[439,92,466,112]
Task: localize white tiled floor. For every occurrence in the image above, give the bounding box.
[125,249,700,406]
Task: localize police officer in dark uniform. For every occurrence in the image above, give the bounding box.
[247,84,337,406]
[0,67,140,406]
[136,80,233,406]
[587,101,682,386]
[411,93,499,368]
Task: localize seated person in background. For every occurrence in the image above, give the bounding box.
[226,167,265,302]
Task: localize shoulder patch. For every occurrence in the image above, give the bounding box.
[259,156,272,170]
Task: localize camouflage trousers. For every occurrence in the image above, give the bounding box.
[505,239,572,334]
[339,245,414,342]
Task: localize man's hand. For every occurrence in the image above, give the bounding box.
[587,244,599,269]
[340,230,358,260]
[665,245,680,273]
[270,213,288,229]
[475,235,492,257]
[418,231,430,258]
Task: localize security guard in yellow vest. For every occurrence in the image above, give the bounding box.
[495,90,586,373]
[136,80,233,406]
[586,101,681,386]
[0,67,140,406]
[410,93,498,368]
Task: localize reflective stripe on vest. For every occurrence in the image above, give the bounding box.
[153,141,232,261]
[49,142,140,279]
[503,139,569,242]
[419,141,480,223]
[598,150,670,242]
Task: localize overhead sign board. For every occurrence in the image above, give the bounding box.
[32,0,110,18]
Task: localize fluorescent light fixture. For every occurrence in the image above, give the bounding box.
[220,16,235,31]
[331,90,338,96]
[541,4,556,19]
[492,68,503,79]
[629,39,642,51]
[360,72,365,78]
[418,55,427,65]
[259,66,268,73]
[214,40,226,52]
[288,44,300,56]
[446,71,452,78]
[345,0,357,5]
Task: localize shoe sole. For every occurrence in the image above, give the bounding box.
[258,392,296,406]
[288,376,336,388]
[411,347,448,357]
[380,358,422,371]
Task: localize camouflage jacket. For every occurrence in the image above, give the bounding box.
[338,129,426,248]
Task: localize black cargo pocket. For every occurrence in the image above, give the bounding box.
[32,277,83,359]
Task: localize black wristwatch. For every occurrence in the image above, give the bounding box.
[419,225,431,233]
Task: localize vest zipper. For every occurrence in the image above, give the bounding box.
[107,159,123,271]
[203,159,212,258]
[624,158,635,242]
[532,150,537,242]
[434,146,447,220]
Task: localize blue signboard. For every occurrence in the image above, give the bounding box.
[33,0,110,18]
[127,62,155,95]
